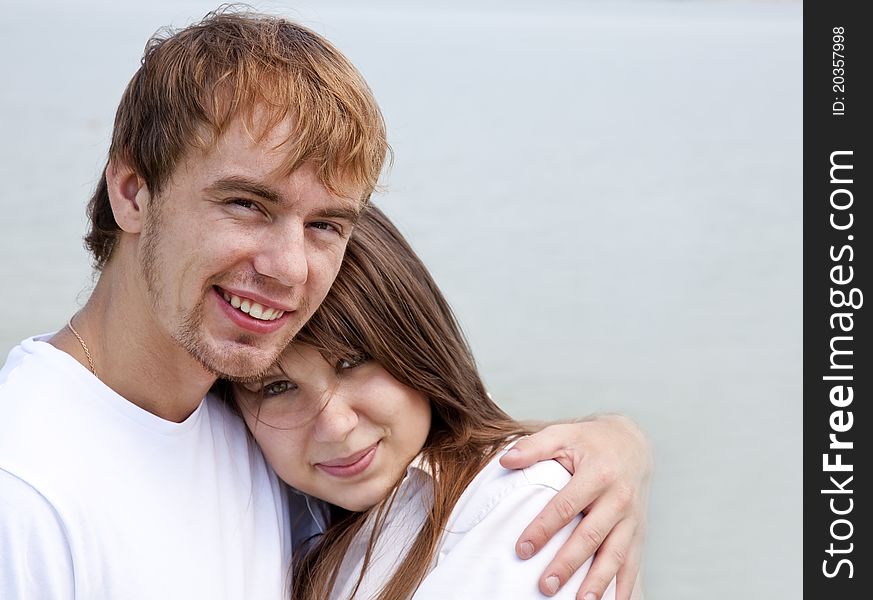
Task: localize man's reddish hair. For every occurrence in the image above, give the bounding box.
[85,6,389,269]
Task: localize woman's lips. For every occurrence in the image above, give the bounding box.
[316,443,379,478]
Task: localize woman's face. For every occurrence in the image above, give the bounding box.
[234,344,431,511]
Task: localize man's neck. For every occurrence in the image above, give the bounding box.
[50,272,216,423]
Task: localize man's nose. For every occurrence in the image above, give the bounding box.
[252,220,309,287]
[312,391,358,444]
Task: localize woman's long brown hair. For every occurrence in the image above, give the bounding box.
[290,206,534,600]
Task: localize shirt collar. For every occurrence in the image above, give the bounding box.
[404,452,436,483]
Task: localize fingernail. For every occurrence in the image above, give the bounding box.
[519,541,534,559]
[544,575,560,595]
[584,593,598,600]
[505,448,521,456]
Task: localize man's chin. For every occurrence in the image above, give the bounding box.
[184,339,283,383]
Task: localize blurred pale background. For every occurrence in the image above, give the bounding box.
[0,1,802,598]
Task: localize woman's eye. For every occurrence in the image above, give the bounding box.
[262,380,297,396]
[338,353,370,371]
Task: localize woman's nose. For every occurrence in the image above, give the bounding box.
[312,391,359,444]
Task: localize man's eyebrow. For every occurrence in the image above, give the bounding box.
[316,205,364,225]
[207,175,364,223]
[206,176,283,204]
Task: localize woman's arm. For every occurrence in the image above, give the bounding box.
[499,415,652,600]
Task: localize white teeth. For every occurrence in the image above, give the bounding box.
[249,303,264,319]
[222,291,285,321]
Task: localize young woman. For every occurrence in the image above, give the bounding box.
[233,207,646,599]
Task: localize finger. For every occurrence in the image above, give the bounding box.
[629,572,644,600]
[534,503,623,596]
[613,530,644,600]
[515,472,604,559]
[575,518,637,600]
[500,426,573,470]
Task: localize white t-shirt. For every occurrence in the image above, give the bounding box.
[327,444,617,599]
[0,335,292,599]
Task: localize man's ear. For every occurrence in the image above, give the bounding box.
[106,159,150,234]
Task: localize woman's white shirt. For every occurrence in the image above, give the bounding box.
[327,444,617,599]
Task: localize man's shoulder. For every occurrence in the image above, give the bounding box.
[0,338,103,525]
[2,334,51,376]
[0,338,258,500]
[0,333,104,419]
[0,467,75,600]
[0,335,81,423]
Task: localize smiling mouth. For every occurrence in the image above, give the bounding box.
[216,287,286,321]
[316,443,379,478]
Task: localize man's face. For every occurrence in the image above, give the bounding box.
[136,117,362,381]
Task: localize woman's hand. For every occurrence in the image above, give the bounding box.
[499,415,652,600]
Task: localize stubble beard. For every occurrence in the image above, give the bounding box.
[138,210,301,383]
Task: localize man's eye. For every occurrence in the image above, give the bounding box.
[309,221,341,234]
[262,380,297,396]
[338,353,370,371]
[230,198,259,211]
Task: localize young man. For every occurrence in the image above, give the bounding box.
[0,9,648,599]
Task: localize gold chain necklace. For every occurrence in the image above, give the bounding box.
[67,316,97,376]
